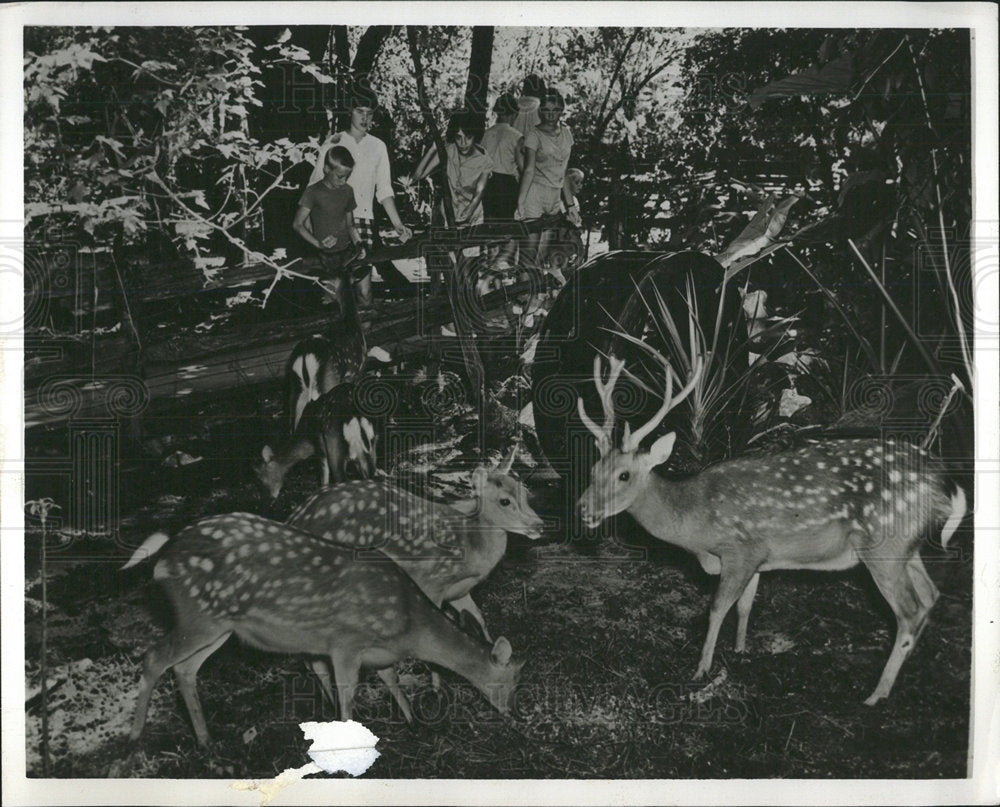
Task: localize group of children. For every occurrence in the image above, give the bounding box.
[294,75,581,316]
[411,74,582,273]
[294,85,412,316]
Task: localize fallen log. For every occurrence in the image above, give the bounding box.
[34,215,566,307]
[25,280,536,430]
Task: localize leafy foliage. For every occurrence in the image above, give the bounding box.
[25,27,308,278]
[23,26,972,445]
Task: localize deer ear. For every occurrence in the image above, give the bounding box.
[490,636,513,666]
[471,466,489,493]
[647,432,677,467]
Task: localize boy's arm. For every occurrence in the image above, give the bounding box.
[459,168,491,223]
[412,146,439,182]
[561,148,581,225]
[380,196,412,241]
[375,142,412,241]
[517,146,537,217]
[293,205,322,249]
[515,135,525,175]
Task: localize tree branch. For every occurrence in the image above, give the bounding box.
[406,26,454,225]
[591,29,640,147]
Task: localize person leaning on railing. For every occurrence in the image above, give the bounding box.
[309,85,412,310]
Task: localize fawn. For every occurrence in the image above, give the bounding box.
[256,382,379,500]
[576,349,966,705]
[287,448,545,641]
[122,513,523,745]
[287,281,367,432]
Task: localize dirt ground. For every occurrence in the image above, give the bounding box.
[23,385,972,779]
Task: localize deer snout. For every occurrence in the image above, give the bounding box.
[522,514,546,540]
[577,492,605,529]
[253,465,282,501]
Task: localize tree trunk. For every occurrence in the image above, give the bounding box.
[294,26,332,63]
[464,27,495,115]
[353,26,396,76]
[332,25,350,67]
[407,26,483,405]
[407,28,454,224]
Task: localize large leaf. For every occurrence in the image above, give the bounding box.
[749,54,855,108]
[714,194,800,268]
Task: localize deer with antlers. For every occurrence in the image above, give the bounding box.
[576,347,966,704]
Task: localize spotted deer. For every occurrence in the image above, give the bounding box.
[256,382,379,500]
[287,288,367,432]
[287,447,545,643]
[122,513,523,745]
[576,349,966,704]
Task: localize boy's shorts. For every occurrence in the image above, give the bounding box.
[520,183,562,219]
[318,247,350,280]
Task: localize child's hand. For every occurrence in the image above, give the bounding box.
[320,235,338,249]
[394,223,413,242]
[354,244,367,261]
[567,208,582,227]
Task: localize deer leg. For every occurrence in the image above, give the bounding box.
[862,554,937,705]
[309,658,337,706]
[289,384,302,434]
[319,444,331,488]
[293,393,309,434]
[448,592,492,642]
[324,432,346,485]
[695,557,760,679]
[906,554,940,617]
[734,572,761,653]
[130,627,230,743]
[171,632,232,746]
[376,667,414,724]
[318,428,344,487]
[329,649,360,721]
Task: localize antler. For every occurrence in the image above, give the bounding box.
[622,348,704,453]
[577,354,626,456]
[499,443,517,474]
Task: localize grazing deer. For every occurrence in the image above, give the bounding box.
[576,349,966,705]
[287,448,545,643]
[256,382,379,500]
[122,513,523,745]
[287,282,367,432]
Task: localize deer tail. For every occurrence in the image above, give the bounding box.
[940,485,967,549]
[121,531,170,570]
